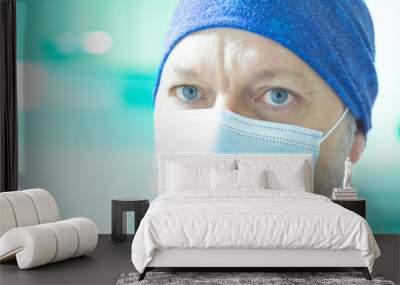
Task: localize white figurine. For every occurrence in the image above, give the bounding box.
[342,156,352,190]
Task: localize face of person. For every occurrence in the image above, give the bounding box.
[154,28,362,197]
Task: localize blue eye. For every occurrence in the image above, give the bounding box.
[262,88,293,106]
[176,85,200,102]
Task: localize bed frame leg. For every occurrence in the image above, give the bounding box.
[354,267,371,280]
[138,268,148,281]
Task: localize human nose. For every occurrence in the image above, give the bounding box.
[212,92,239,112]
[212,92,249,118]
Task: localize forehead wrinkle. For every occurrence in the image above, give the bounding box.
[220,35,258,96]
[165,29,316,98]
[218,31,314,93]
[216,33,230,94]
[251,68,306,82]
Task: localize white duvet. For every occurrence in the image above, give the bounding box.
[131,189,380,273]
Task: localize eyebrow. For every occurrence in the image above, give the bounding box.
[170,65,305,82]
[170,65,200,80]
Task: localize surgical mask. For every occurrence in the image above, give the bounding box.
[154,107,349,171]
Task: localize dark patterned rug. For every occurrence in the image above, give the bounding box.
[116,271,396,285]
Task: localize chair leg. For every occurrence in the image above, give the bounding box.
[138,268,148,281]
[354,267,372,280]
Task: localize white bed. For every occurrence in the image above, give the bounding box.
[131,153,380,280]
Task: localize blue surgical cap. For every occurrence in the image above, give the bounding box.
[152,0,378,136]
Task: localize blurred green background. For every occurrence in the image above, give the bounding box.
[16,0,399,234]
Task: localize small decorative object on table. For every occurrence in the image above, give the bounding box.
[111,197,149,242]
[331,157,366,218]
[332,156,358,200]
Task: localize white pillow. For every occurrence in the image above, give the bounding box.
[166,162,210,191]
[267,162,307,191]
[237,159,310,192]
[236,169,267,189]
[211,168,236,190]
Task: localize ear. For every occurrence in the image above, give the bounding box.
[349,130,365,163]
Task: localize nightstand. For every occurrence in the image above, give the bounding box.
[111,197,149,242]
[332,198,366,218]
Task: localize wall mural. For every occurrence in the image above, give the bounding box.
[16,0,399,233]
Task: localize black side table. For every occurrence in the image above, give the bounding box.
[332,198,366,218]
[111,197,149,242]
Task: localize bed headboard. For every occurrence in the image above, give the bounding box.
[158,152,314,194]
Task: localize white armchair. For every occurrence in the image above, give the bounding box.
[0,188,98,269]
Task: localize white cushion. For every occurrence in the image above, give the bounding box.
[211,169,268,190]
[0,196,16,237]
[0,189,60,236]
[24,188,60,223]
[236,169,267,189]
[0,191,39,227]
[159,155,236,194]
[0,218,98,269]
[166,162,211,191]
[42,221,79,262]
[211,168,236,190]
[0,189,98,269]
[65,218,98,257]
[0,225,57,268]
[267,162,307,191]
[238,159,309,192]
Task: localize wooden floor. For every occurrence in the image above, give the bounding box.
[0,234,398,285]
